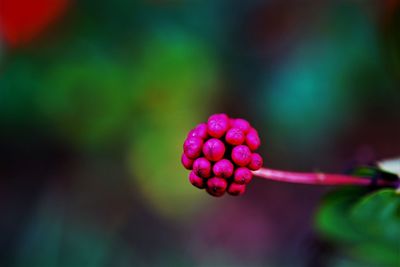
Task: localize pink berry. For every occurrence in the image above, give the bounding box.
[216,113,229,121]
[193,157,212,178]
[248,153,263,171]
[212,159,234,178]
[229,118,236,127]
[246,129,260,151]
[188,123,208,139]
[181,153,194,170]
[189,171,206,189]
[207,114,229,138]
[248,128,258,134]
[233,167,253,184]
[231,145,252,167]
[183,137,203,159]
[231,118,251,134]
[227,183,246,196]
[225,128,245,145]
[203,138,225,162]
[206,177,228,197]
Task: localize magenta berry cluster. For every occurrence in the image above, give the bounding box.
[181,114,263,197]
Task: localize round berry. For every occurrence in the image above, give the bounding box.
[233,167,253,184]
[248,153,263,171]
[203,138,226,162]
[247,126,259,136]
[231,118,251,134]
[246,129,260,151]
[213,159,234,178]
[207,114,229,138]
[183,137,203,159]
[188,123,208,139]
[216,113,229,121]
[189,171,206,189]
[225,128,245,146]
[227,183,246,196]
[229,118,236,127]
[231,145,252,167]
[181,153,194,170]
[193,157,212,178]
[206,177,228,197]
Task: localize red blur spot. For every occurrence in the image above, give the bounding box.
[0,0,68,47]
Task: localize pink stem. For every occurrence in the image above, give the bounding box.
[252,167,398,187]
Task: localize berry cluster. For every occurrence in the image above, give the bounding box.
[181,114,263,197]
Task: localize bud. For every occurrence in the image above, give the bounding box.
[246,129,260,151]
[225,128,245,146]
[193,157,212,178]
[213,159,234,178]
[233,167,253,184]
[227,183,246,196]
[203,138,226,162]
[231,145,252,167]
[189,171,206,189]
[206,177,228,197]
[248,153,263,171]
[183,137,203,159]
[188,123,208,140]
[207,114,229,138]
[181,153,194,170]
[231,118,251,134]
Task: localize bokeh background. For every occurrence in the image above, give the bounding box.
[1,1,400,266]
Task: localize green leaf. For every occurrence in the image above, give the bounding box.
[315,187,369,243]
[315,188,400,266]
[350,189,400,246]
[350,166,379,178]
[349,242,400,267]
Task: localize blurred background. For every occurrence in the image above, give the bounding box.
[1,1,400,266]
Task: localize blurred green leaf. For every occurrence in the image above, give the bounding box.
[349,242,400,267]
[350,189,400,246]
[315,187,368,243]
[0,56,41,122]
[350,165,399,182]
[316,188,400,266]
[36,53,134,148]
[350,166,378,178]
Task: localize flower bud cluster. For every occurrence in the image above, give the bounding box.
[182,114,262,197]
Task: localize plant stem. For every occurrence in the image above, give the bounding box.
[252,167,399,187]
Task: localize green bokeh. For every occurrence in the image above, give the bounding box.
[128,29,218,219]
[316,188,400,267]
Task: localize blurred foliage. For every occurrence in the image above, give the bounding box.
[0,24,218,218]
[316,187,400,267]
[0,56,41,123]
[37,54,132,147]
[128,29,218,219]
[263,4,381,153]
[0,0,222,217]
